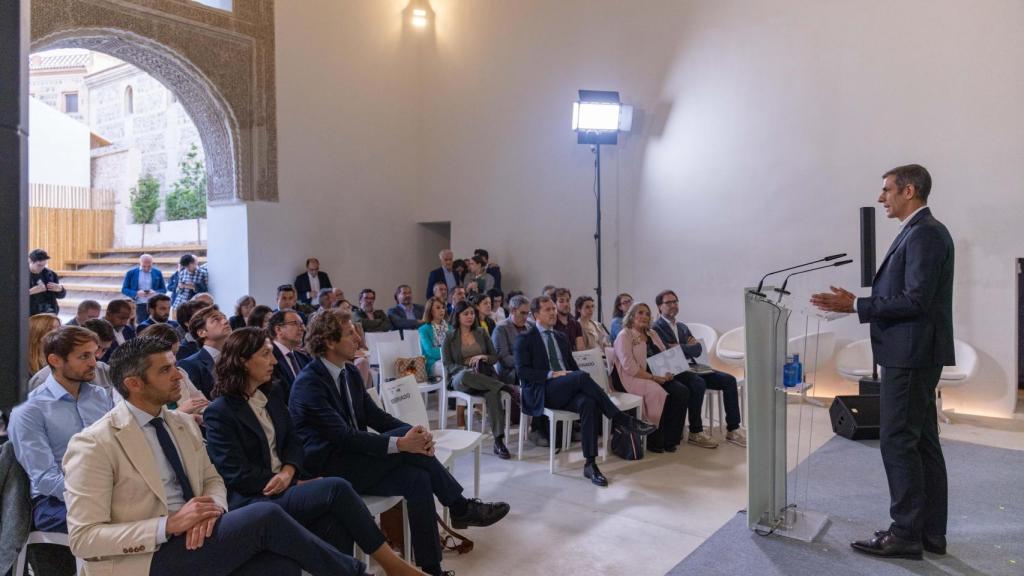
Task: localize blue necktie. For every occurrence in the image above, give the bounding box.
[545,331,563,372]
[150,417,196,502]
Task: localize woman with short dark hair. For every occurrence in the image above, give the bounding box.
[205,328,423,576]
[230,295,256,330]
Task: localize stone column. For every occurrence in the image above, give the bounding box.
[0,0,30,412]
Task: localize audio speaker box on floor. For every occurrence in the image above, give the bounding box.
[830,395,880,440]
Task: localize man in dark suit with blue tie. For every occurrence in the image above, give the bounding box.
[812,164,954,560]
[289,309,509,576]
[514,296,656,486]
[268,309,310,403]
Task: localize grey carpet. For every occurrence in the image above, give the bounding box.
[667,437,1024,576]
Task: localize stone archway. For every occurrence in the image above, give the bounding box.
[34,28,239,204]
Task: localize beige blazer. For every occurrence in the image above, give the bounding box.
[62,401,228,576]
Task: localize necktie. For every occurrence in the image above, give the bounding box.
[544,331,563,372]
[338,370,357,428]
[149,417,196,502]
[286,351,300,377]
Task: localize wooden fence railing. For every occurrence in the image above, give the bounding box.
[28,184,116,271]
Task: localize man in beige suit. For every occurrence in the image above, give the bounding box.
[63,336,368,576]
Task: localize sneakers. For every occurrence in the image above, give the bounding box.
[726,429,747,447]
[687,431,719,449]
[449,498,510,529]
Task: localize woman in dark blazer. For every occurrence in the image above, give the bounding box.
[442,301,510,458]
[204,328,423,576]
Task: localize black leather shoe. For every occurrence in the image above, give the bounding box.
[583,461,608,487]
[493,438,511,460]
[449,499,510,529]
[647,442,665,453]
[873,529,946,555]
[528,429,550,448]
[851,532,922,560]
[664,444,678,453]
[616,416,657,437]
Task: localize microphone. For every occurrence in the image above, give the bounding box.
[752,253,847,297]
[774,259,854,300]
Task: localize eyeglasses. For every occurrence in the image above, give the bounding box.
[281,320,304,328]
[662,299,679,305]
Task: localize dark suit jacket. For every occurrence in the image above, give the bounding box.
[120,267,167,300]
[652,317,703,359]
[425,266,462,300]
[857,207,955,368]
[386,304,424,330]
[204,391,307,509]
[513,326,580,417]
[486,264,502,293]
[176,336,200,362]
[294,271,332,304]
[289,359,409,477]
[271,343,311,403]
[101,325,137,363]
[178,347,216,399]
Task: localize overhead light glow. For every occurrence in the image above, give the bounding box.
[572,102,622,132]
[411,8,428,27]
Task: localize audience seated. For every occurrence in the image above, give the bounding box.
[513,296,656,486]
[295,257,333,305]
[173,300,204,360]
[171,254,201,309]
[10,327,114,537]
[442,302,512,459]
[330,287,346,308]
[28,320,116,395]
[430,281,450,314]
[492,295,530,386]
[268,309,311,403]
[552,288,585,351]
[469,292,496,336]
[289,310,510,576]
[204,328,424,576]
[247,304,274,329]
[652,290,745,447]
[121,253,167,322]
[138,323,210,425]
[425,249,460,300]
[613,303,691,453]
[575,296,611,350]
[353,289,393,333]
[191,292,215,307]
[229,296,255,330]
[28,248,66,316]
[608,292,633,342]
[452,258,468,285]
[102,298,137,362]
[28,313,61,375]
[275,284,306,322]
[417,297,449,380]
[63,336,370,576]
[66,299,101,326]
[387,284,424,331]
[138,294,180,331]
[487,289,506,323]
[316,287,336,311]
[448,286,467,315]
[464,255,495,296]
[473,249,502,293]
[178,305,231,399]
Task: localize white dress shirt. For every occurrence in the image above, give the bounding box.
[247,390,283,473]
[321,358,399,454]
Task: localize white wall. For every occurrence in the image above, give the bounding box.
[28,97,91,186]
[267,0,1023,417]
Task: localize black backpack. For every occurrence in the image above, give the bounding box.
[610,427,644,460]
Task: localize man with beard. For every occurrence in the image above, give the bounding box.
[138,294,180,331]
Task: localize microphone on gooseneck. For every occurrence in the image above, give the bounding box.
[774,259,854,301]
[752,253,847,297]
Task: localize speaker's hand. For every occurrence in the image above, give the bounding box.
[810,285,855,313]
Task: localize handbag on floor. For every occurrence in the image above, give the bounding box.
[379,503,476,557]
[610,426,644,460]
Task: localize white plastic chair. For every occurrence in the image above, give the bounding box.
[685,323,718,360]
[514,367,582,474]
[355,495,411,564]
[580,348,642,461]
[15,531,84,576]
[937,339,979,424]
[377,339,443,423]
[437,363,511,441]
[380,375,483,498]
[787,331,836,377]
[714,327,747,428]
[687,338,728,436]
[835,338,875,381]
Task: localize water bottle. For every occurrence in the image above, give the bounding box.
[793,353,803,386]
[783,355,796,387]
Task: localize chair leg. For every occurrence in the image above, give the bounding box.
[937,389,951,425]
[473,443,481,499]
[717,392,725,436]
[549,416,557,474]
[15,543,27,576]
[402,501,413,564]
[517,413,527,460]
[439,385,448,431]
[602,416,610,463]
[503,393,512,441]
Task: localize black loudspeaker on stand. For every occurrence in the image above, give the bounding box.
[830,395,880,440]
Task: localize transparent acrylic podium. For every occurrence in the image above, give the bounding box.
[745,288,829,541]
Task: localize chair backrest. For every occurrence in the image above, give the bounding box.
[835,338,873,374]
[952,339,979,379]
[717,326,746,359]
[377,339,421,381]
[363,331,403,366]
[685,322,718,359]
[572,348,610,392]
[787,331,836,373]
[379,375,429,428]
[694,338,712,365]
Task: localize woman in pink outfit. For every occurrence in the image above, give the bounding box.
[613,302,689,452]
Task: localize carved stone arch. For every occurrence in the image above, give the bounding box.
[33,27,240,204]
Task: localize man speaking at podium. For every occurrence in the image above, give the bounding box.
[811,164,954,560]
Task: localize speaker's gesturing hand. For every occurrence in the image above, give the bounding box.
[810,286,856,313]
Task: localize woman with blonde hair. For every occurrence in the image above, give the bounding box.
[28,313,61,375]
[612,302,692,452]
[418,297,449,379]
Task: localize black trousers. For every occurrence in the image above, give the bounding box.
[543,371,623,459]
[879,365,948,541]
[648,379,689,450]
[326,451,465,571]
[675,370,742,432]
